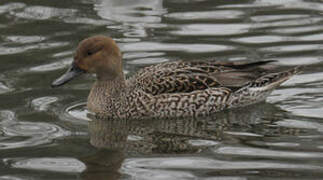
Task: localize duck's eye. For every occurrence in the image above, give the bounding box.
[87,51,94,56]
[85,46,103,56]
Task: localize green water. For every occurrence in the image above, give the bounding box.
[1,0,323,179]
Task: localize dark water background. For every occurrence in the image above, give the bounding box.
[1,0,323,179]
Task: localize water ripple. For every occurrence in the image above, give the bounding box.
[125,157,322,170]
[0,42,69,55]
[0,175,24,180]
[12,6,77,20]
[269,87,323,104]
[3,157,86,173]
[253,17,322,29]
[0,3,25,15]
[63,102,91,122]
[165,10,244,21]
[271,25,323,34]
[122,157,323,179]
[277,119,323,132]
[251,14,311,23]
[233,35,286,44]
[29,58,71,72]
[214,146,323,159]
[171,24,250,36]
[0,121,70,149]
[299,33,323,41]
[121,42,234,53]
[95,0,166,38]
[31,96,58,111]
[0,81,12,94]
[282,72,323,85]
[275,57,323,65]
[5,35,46,44]
[260,44,323,53]
[255,0,323,11]
[0,110,15,122]
[95,0,165,23]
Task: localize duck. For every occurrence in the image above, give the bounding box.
[51,35,299,119]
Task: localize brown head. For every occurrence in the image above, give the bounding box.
[51,36,123,87]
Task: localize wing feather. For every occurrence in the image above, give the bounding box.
[128,60,275,96]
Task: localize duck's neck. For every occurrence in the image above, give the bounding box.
[87,73,127,114]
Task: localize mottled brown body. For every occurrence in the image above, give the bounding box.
[52,36,300,119]
[89,60,299,119]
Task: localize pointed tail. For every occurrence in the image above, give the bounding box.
[228,66,301,108]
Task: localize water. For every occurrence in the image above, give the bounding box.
[1,0,323,179]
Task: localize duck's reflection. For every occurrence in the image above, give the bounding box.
[80,149,124,180]
[89,115,224,154]
[80,102,297,179]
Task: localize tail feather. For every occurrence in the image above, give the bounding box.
[248,66,301,91]
[228,66,300,108]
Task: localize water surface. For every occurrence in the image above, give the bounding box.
[1,0,323,179]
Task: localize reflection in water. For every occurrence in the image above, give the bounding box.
[4,157,86,173]
[88,108,233,154]
[79,103,309,179]
[165,10,244,20]
[171,24,251,36]
[80,150,124,180]
[13,6,76,20]
[95,0,165,38]
[95,0,164,23]
[121,41,233,53]
[122,156,323,180]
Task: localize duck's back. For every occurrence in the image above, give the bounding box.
[128,60,278,96]
[122,60,299,119]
